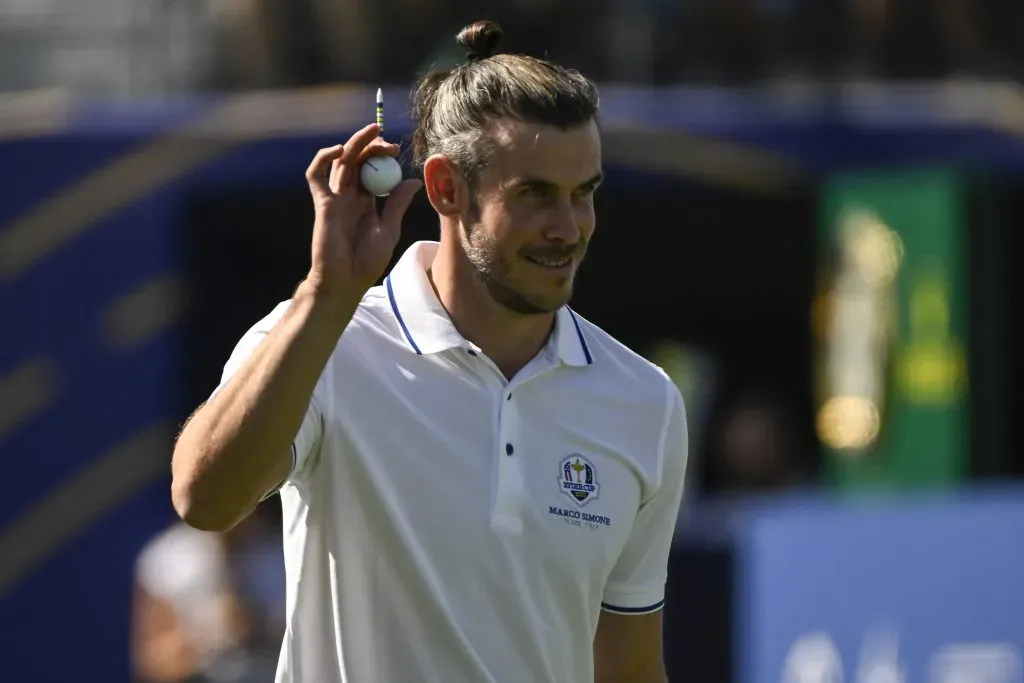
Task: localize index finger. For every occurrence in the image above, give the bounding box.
[305,144,345,196]
[336,123,384,190]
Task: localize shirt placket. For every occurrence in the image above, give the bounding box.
[491,377,525,534]
[469,349,557,536]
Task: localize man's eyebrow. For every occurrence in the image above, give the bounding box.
[509,172,604,189]
[511,176,553,187]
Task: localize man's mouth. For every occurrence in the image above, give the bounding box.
[524,255,573,269]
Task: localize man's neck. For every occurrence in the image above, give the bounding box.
[429,241,555,380]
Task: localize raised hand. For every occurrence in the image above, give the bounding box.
[303,123,422,302]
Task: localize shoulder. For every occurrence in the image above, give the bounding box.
[243,286,398,346]
[571,309,678,405]
[350,283,396,329]
[571,311,687,485]
[308,284,411,372]
[341,284,405,346]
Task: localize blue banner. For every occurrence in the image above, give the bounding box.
[738,491,1024,683]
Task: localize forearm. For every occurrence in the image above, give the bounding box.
[594,610,669,683]
[595,666,668,683]
[171,281,356,530]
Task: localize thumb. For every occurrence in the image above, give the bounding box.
[380,179,423,231]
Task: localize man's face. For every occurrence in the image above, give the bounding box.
[460,119,602,315]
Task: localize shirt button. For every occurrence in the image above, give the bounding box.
[505,443,514,456]
[506,393,512,401]
[467,349,477,356]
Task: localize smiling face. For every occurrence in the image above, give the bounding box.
[456,118,603,315]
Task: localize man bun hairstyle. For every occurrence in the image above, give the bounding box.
[456,19,503,63]
[411,20,599,184]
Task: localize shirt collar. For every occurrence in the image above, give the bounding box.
[385,241,593,367]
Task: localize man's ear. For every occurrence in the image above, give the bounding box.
[423,155,467,218]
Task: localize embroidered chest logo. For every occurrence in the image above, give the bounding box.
[559,455,600,507]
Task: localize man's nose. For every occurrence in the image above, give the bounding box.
[544,200,581,244]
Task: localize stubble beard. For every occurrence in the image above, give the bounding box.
[463,222,575,316]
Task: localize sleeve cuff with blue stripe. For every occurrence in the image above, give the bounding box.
[600,599,665,615]
[600,586,666,615]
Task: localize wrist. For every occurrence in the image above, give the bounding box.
[295,277,362,329]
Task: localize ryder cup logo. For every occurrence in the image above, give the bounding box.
[560,455,600,507]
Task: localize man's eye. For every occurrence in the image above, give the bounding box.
[522,185,551,198]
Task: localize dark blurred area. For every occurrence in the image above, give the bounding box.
[3,0,1024,93]
[2,1,1023,682]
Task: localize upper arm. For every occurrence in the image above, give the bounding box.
[210,303,325,490]
[593,610,668,683]
[601,381,688,615]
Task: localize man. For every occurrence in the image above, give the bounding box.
[172,19,688,683]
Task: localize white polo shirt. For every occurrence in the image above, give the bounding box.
[216,241,689,683]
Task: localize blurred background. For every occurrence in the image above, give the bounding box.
[1,1,1023,682]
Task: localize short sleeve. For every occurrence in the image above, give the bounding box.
[601,380,688,615]
[210,301,324,488]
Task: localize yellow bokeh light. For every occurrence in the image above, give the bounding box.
[840,207,904,286]
[816,395,881,453]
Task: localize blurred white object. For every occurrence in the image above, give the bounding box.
[0,0,215,95]
[781,631,845,683]
[929,643,1022,683]
[135,522,243,661]
[856,627,905,683]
